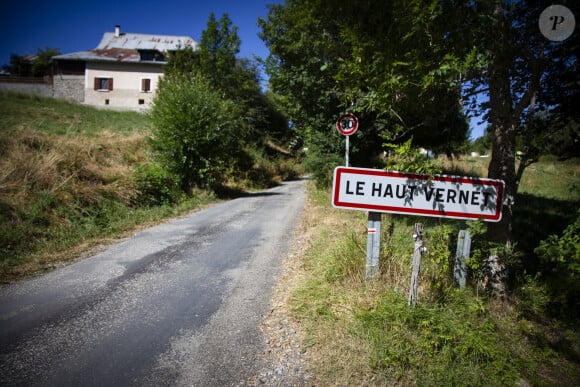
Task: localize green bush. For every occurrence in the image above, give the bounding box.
[149,71,246,192]
[133,163,180,205]
[303,129,344,188]
[383,137,443,175]
[535,211,580,316]
[535,211,580,277]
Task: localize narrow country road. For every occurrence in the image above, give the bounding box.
[0,178,307,386]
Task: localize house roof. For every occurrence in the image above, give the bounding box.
[97,31,196,51]
[53,28,197,64]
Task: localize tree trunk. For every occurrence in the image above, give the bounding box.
[485,4,517,247]
[486,115,516,246]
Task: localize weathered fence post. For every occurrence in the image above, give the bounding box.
[454,230,471,290]
[408,223,424,306]
[481,254,507,298]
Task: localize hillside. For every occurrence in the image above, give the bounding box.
[0,93,216,282]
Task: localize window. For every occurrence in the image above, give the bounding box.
[94,77,113,91]
[141,78,151,93]
[139,50,165,62]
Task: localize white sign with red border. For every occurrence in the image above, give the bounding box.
[332,167,504,222]
[336,113,358,136]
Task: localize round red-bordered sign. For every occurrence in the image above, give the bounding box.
[336,113,358,136]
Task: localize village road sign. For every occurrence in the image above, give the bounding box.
[332,167,504,222]
[336,113,358,136]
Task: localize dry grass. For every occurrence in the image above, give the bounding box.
[284,180,580,385]
[0,128,147,208]
[0,93,300,282]
[0,125,155,281]
[284,186,400,385]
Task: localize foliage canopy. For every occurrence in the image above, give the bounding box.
[259,0,579,245]
[154,12,291,193]
[150,71,244,191]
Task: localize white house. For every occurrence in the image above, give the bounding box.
[52,26,197,110]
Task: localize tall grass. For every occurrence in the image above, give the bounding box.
[291,176,580,385]
[0,93,216,281]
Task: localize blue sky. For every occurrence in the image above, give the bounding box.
[0,0,282,70]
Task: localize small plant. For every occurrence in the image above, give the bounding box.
[383,137,442,175]
[133,163,180,205]
[534,211,580,316]
[424,223,455,301]
[515,274,551,318]
[354,290,522,385]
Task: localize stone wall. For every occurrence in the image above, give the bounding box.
[52,75,84,103]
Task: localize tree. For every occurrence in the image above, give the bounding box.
[199,12,241,92]
[260,0,578,246]
[443,0,578,244]
[9,54,31,76]
[150,71,244,191]
[197,13,290,145]
[259,0,470,183]
[32,47,60,77]
[155,13,291,194]
[9,47,60,77]
[164,44,199,76]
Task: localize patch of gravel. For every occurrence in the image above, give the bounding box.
[245,230,314,386]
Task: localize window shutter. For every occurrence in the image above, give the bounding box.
[142,78,151,92]
[108,78,114,91]
[94,78,99,90]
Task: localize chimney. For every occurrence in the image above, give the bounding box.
[114,25,120,38]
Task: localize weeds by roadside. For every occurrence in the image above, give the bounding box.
[291,180,580,385]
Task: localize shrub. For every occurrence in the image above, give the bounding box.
[133,163,180,205]
[535,211,580,316]
[149,71,246,192]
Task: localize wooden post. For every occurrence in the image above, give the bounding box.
[454,230,471,290]
[408,223,424,306]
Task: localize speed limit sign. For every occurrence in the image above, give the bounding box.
[336,113,358,136]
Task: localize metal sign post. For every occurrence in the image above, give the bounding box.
[366,212,381,281]
[345,136,350,167]
[336,113,358,167]
[336,114,381,282]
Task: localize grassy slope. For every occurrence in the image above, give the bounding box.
[292,156,580,386]
[0,93,217,282]
[0,92,301,282]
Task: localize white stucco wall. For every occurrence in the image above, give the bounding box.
[85,62,163,110]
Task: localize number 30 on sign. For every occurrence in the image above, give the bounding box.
[336,113,358,136]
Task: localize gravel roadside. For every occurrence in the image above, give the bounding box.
[246,225,314,386]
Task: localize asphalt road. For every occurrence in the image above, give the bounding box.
[0,178,307,386]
